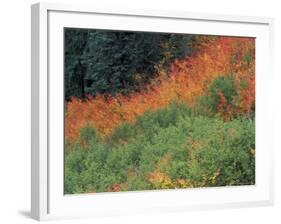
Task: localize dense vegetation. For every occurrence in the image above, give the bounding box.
[64,29,209,99]
[65,103,254,194]
[64,30,255,194]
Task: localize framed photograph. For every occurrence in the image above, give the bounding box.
[31,2,274,221]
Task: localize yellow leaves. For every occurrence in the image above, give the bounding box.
[200,170,220,186]
[174,179,194,188]
[148,153,193,189]
[148,153,196,189]
[148,172,195,189]
[210,171,220,184]
[148,171,173,189]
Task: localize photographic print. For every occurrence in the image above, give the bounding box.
[64,28,255,194]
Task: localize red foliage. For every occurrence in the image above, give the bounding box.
[65,37,255,142]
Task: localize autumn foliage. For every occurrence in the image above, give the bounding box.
[65,37,255,141]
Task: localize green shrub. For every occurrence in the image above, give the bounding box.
[184,116,255,186]
[79,125,99,146]
[195,75,237,116]
[65,103,255,194]
[209,76,237,104]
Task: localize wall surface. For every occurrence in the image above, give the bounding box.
[0,0,279,223]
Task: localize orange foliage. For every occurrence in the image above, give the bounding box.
[107,184,122,192]
[148,171,172,189]
[65,37,255,141]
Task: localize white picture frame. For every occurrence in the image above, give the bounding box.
[31,2,275,221]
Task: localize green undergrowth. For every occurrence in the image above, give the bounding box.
[64,102,255,194]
